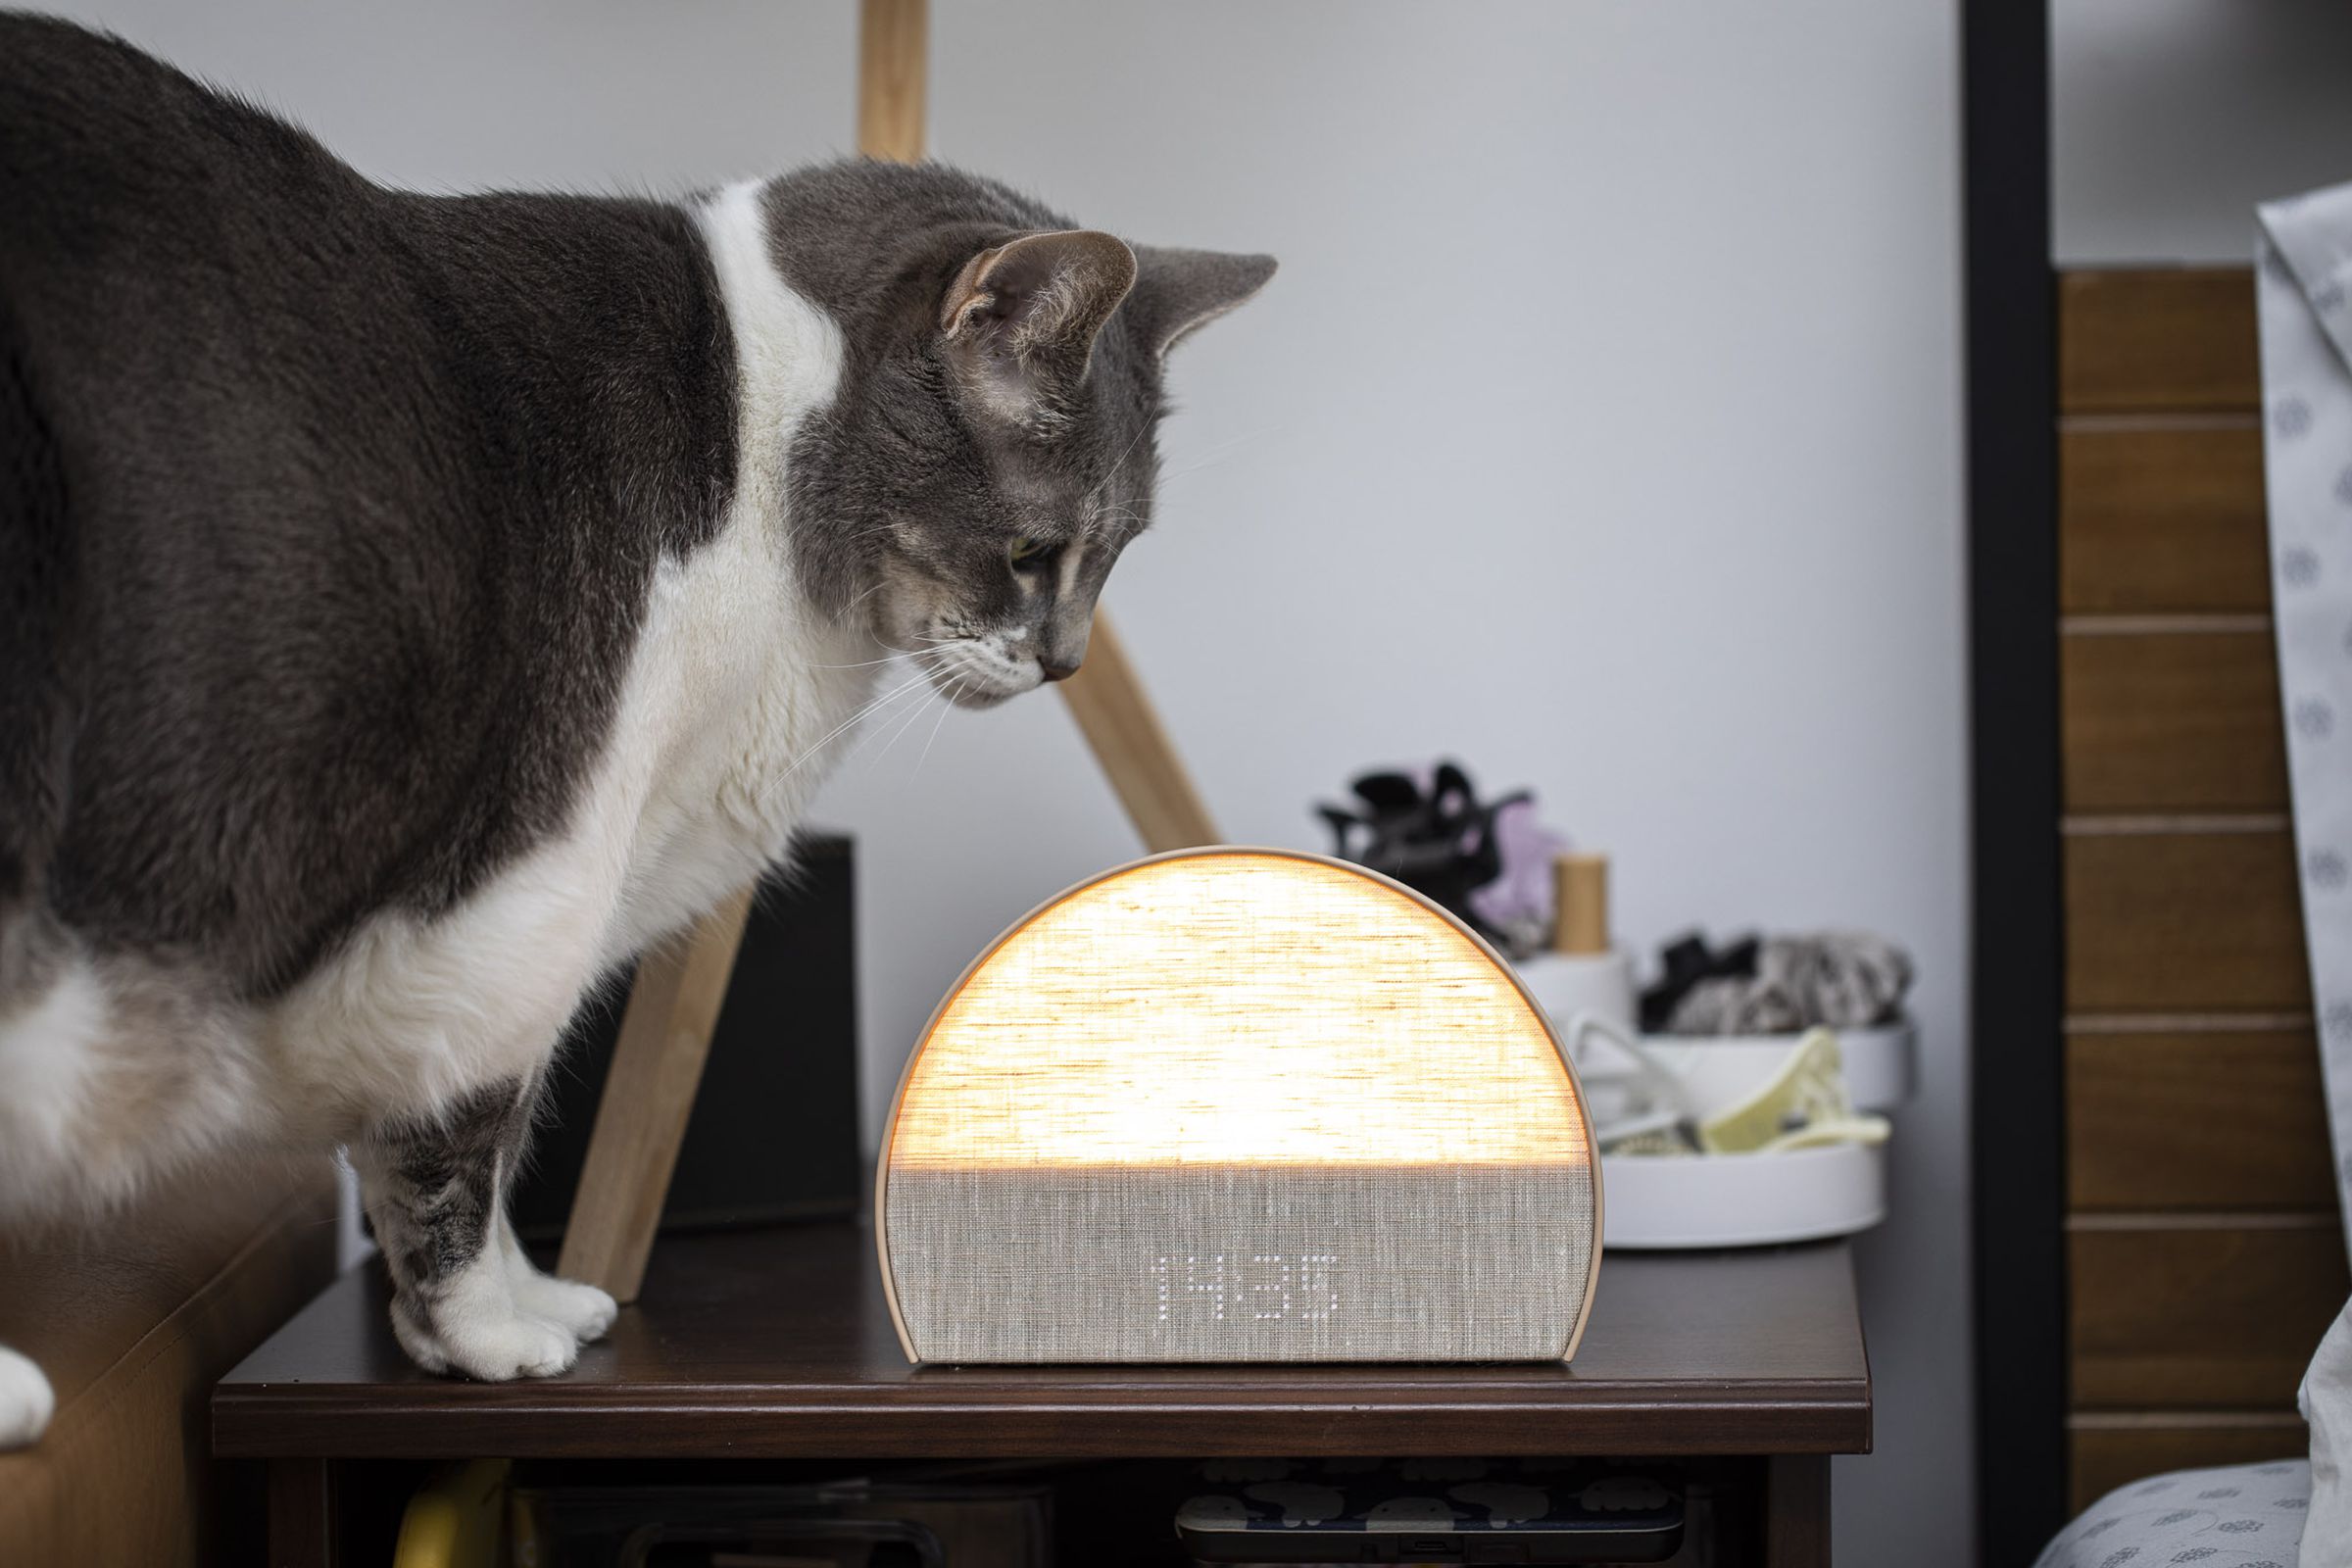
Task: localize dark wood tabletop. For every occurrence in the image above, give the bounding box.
[213,1222,1870,1462]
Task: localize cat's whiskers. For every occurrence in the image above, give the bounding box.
[1156,424,1277,487]
[810,645,920,671]
[1102,407,1158,485]
[813,635,959,692]
[757,667,931,804]
[827,578,889,628]
[907,673,968,785]
[835,521,908,558]
[868,671,947,766]
[835,662,948,772]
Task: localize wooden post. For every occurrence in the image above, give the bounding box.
[1058,615,1219,851]
[556,887,755,1298]
[560,0,1218,1298]
[856,0,927,162]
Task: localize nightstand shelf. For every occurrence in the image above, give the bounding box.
[215,1222,1870,1564]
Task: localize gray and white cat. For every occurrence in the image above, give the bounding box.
[0,14,1272,1446]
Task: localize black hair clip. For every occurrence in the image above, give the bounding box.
[1638,931,1761,1031]
[1317,760,1529,946]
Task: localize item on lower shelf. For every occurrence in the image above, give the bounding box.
[1172,1457,1685,1565]
[515,1482,1050,1568]
[393,1459,515,1568]
[620,1519,941,1568]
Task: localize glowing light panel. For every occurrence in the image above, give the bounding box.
[887,851,1587,1170]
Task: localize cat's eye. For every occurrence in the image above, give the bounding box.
[1008,536,1052,569]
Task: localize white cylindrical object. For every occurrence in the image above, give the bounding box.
[1516,950,1639,1038]
[1600,1143,1887,1250]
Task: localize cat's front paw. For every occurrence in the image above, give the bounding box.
[392,1292,579,1382]
[0,1345,56,1448]
[512,1271,616,1344]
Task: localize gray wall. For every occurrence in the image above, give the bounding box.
[2058,0,2352,263]
[36,4,1971,1560]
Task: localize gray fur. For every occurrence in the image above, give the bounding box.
[762,163,1273,684]
[0,12,1273,1384]
[0,13,739,1004]
[361,1075,535,1295]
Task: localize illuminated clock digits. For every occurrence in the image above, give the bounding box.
[1152,1253,1343,1326]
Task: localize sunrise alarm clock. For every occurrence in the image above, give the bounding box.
[874,848,1603,1364]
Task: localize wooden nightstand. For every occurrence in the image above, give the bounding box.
[216,1223,1870,1565]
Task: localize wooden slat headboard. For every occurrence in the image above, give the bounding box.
[2059,269,2261,412]
[2056,266,2345,1508]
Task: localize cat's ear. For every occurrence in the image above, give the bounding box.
[1128,247,1278,358]
[941,229,1137,419]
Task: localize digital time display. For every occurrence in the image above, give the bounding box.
[1153,1253,1343,1325]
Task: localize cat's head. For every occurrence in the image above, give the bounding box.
[781,184,1273,709]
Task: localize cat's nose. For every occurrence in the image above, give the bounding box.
[1039,656,1081,683]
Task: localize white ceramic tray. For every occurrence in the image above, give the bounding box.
[1600,1141,1886,1250]
[1575,1018,1916,1250]
[1635,1018,1916,1115]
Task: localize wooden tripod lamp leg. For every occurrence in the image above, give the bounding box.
[561,0,1217,1298]
[557,887,755,1298]
[1060,614,1220,852]
[858,0,927,162]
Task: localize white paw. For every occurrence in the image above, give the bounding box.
[512,1272,616,1344]
[388,1295,453,1375]
[497,1216,616,1344]
[0,1346,55,1449]
[390,1263,581,1384]
[424,1298,578,1383]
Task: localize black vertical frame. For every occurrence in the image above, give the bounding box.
[1965,0,2067,1562]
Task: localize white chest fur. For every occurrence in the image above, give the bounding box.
[604,178,873,953]
[265,179,880,1124]
[607,181,879,939]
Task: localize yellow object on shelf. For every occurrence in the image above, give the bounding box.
[393,1458,513,1568]
[1697,1028,1888,1154]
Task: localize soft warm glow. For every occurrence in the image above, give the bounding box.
[885,850,1588,1169]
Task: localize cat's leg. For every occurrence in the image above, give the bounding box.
[0,1345,54,1448]
[495,1210,617,1345]
[488,1065,614,1344]
[356,1077,576,1381]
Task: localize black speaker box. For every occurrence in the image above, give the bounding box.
[510,832,861,1241]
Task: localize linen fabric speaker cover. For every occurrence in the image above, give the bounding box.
[876,848,1602,1364]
